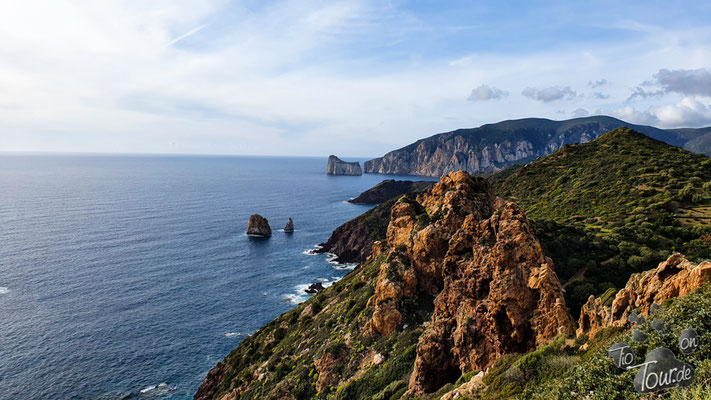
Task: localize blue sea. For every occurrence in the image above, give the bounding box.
[0,154,435,400]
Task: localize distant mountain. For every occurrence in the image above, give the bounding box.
[364,116,711,176]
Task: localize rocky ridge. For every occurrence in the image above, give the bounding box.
[364,171,575,393]
[364,116,711,176]
[578,253,711,339]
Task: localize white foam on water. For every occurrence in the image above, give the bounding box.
[0,287,8,295]
[283,293,308,305]
[224,332,240,338]
[302,245,323,255]
[139,383,172,396]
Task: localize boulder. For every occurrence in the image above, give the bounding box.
[284,218,294,233]
[246,214,271,237]
[326,155,362,175]
[305,282,325,294]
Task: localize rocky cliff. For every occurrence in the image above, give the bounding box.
[578,253,711,339]
[348,179,435,204]
[316,180,434,264]
[326,155,362,175]
[194,171,575,400]
[314,197,398,263]
[364,116,710,176]
[364,171,574,393]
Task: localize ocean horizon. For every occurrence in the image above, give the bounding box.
[0,154,436,399]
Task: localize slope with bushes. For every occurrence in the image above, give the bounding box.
[492,128,711,314]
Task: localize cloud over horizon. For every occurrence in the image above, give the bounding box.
[468,85,509,101]
[1,1,711,156]
[522,86,577,103]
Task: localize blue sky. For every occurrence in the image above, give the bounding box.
[1,0,711,157]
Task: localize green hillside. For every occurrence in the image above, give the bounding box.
[492,127,711,313]
[481,284,711,400]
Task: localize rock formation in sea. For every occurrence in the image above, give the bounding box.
[363,171,574,393]
[246,214,271,237]
[577,253,711,339]
[348,179,435,204]
[283,218,294,233]
[305,282,325,294]
[326,155,362,176]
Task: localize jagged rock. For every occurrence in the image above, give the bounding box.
[314,351,341,393]
[364,171,575,394]
[284,217,294,233]
[326,155,362,175]
[305,282,325,294]
[246,214,271,237]
[348,179,435,204]
[577,253,711,338]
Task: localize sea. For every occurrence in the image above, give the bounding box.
[0,154,436,400]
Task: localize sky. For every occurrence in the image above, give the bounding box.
[1,0,711,157]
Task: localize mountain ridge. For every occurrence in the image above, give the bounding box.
[364,116,711,176]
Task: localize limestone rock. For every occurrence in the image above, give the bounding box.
[246,214,271,237]
[326,155,362,176]
[314,352,341,393]
[577,253,711,338]
[364,171,575,394]
[284,217,294,233]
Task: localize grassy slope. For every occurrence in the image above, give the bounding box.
[492,128,711,314]
[487,284,711,400]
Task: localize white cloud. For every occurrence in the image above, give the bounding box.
[467,85,508,101]
[588,79,609,88]
[654,68,711,97]
[1,1,711,155]
[522,86,577,102]
[606,97,711,127]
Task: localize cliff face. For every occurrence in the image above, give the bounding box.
[578,253,711,338]
[317,180,435,264]
[326,155,362,175]
[363,116,709,176]
[315,197,397,263]
[364,171,574,393]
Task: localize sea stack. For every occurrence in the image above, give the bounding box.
[284,218,294,233]
[326,155,362,176]
[246,214,271,237]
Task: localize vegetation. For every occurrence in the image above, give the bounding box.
[506,284,711,400]
[201,251,436,400]
[492,128,711,315]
